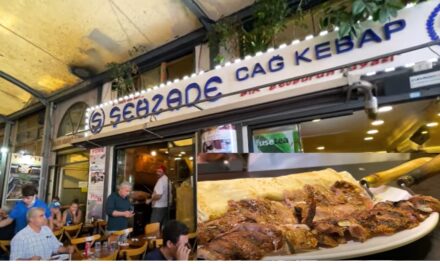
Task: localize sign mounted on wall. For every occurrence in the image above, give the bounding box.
[86,2,440,138]
[5,154,42,200]
[85,147,106,221]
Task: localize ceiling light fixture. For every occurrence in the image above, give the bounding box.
[378,106,393,113]
[316,146,325,150]
[367,129,379,134]
[312,119,321,123]
[421,131,428,134]
[364,137,374,141]
[371,120,384,126]
[427,122,438,127]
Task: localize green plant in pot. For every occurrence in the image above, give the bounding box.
[107,61,139,97]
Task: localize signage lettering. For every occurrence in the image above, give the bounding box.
[86,2,439,135]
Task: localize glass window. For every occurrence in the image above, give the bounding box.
[251,98,440,153]
[14,111,44,155]
[57,102,88,137]
[166,53,194,81]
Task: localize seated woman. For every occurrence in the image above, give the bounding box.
[62,199,82,226]
[48,201,63,230]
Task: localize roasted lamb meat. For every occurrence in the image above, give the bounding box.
[197,181,440,260]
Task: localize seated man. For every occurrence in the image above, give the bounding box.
[10,207,74,260]
[144,220,190,261]
[0,208,14,240]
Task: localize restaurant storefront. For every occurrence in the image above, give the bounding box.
[71,1,440,234]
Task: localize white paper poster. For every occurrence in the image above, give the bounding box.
[201,124,238,153]
[86,147,106,220]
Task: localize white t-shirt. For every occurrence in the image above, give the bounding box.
[152,175,172,208]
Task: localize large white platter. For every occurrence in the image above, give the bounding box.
[263,186,439,260]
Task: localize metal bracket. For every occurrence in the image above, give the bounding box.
[142,125,163,139]
[346,78,378,120]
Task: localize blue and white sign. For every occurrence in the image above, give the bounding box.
[86,1,440,137]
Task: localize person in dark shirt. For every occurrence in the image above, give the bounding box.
[144,220,190,261]
[105,181,134,232]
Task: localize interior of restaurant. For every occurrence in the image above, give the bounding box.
[115,138,195,232]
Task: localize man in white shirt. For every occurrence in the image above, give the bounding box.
[150,166,172,226]
[10,207,74,260]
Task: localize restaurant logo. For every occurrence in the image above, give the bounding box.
[427,3,440,42]
[89,108,105,134]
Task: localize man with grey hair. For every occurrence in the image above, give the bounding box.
[105,181,134,232]
[10,207,74,260]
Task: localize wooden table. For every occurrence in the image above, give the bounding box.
[72,248,115,260]
[127,235,163,249]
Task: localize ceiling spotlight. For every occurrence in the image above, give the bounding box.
[312,119,321,123]
[367,129,379,134]
[364,137,374,141]
[427,122,438,127]
[189,156,194,161]
[378,106,393,113]
[421,131,428,134]
[316,146,325,150]
[371,120,384,126]
[150,150,157,156]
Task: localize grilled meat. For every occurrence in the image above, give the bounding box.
[198,181,440,260]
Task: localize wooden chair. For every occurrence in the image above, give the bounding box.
[120,241,148,260]
[96,220,107,236]
[0,240,10,255]
[70,234,101,254]
[53,228,64,241]
[112,227,133,236]
[63,223,83,240]
[144,222,160,237]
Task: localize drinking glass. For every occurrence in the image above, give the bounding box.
[95,241,101,252]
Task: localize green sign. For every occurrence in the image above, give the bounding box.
[253,130,302,153]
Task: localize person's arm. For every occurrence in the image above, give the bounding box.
[54,212,63,228]
[61,211,67,226]
[0,217,13,228]
[151,179,164,201]
[57,245,74,254]
[73,210,82,224]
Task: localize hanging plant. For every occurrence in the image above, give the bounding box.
[107,62,139,97]
[319,0,424,38]
[209,0,291,62]
[106,45,151,97]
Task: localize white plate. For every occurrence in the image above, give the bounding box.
[49,254,70,261]
[263,186,439,260]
